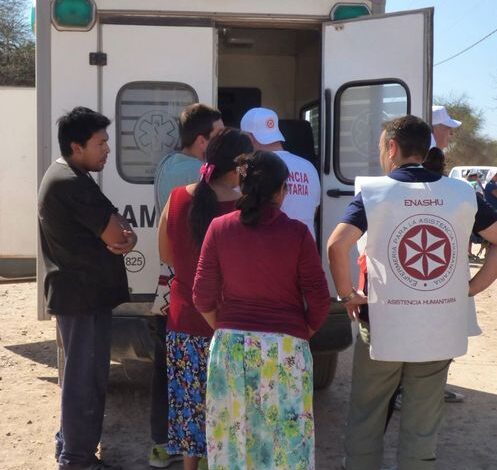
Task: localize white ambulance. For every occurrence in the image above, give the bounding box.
[36,0,433,388]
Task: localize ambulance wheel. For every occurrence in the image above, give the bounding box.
[56,325,65,387]
[312,351,338,390]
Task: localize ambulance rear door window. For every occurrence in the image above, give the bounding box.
[116,81,198,184]
[334,80,410,184]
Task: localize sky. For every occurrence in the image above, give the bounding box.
[386,0,497,140]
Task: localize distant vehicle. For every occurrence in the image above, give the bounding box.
[448,166,497,185]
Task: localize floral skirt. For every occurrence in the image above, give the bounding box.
[206,329,315,470]
[166,330,210,457]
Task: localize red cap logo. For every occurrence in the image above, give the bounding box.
[266,118,275,129]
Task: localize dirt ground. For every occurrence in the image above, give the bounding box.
[1,268,497,470]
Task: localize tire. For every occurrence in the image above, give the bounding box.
[56,324,65,387]
[310,311,352,352]
[312,350,338,390]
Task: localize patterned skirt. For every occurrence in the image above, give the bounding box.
[206,329,315,470]
[166,330,210,457]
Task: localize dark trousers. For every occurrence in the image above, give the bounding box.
[55,311,112,467]
[150,315,169,444]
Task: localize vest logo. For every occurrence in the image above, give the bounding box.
[266,118,275,129]
[388,214,457,291]
[404,199,444,207]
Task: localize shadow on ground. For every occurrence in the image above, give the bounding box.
[4,340,57,368]
[5,338,496,469]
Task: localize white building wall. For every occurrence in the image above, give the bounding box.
[0,87,37,258]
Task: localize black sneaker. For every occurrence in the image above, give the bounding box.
[58,458,122,470]
[87,458,122,470]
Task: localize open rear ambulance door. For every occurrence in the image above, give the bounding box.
[320,9,433,292]
[100,23,217,300]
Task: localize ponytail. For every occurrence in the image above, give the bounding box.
[189,128,253,245]
[236,151,289,226]
[423,146,445,175]
[189,179,218,247]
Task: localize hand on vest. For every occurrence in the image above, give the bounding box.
[343,289,368,322]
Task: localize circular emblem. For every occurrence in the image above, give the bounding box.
[266,118,275,129]
[124,250,146,273]
[350,110,390,158]
[388,215,457,291]
[134,111,179,160]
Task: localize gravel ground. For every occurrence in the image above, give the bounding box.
[1,274,496,469]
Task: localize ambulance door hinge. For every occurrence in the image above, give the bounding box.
[89,52,107,66]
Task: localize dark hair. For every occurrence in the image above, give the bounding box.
[57,107,110,158]
[423,147,446,175]
[180,103,222,148]
[382,115,431,160]
[189,128,253,246]
[236,151,289,226]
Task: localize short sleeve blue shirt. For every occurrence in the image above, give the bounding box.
[341,167,497,234]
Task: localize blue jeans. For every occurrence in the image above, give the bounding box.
[55,311,112,467]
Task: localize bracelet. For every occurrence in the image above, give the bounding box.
[338,288,357,304]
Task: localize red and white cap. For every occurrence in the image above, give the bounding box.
[240,107,285,145]
[432,105,461,128]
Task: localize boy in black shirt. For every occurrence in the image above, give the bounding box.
[38,107,136,470]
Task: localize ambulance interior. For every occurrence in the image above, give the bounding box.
[217,27,322,170]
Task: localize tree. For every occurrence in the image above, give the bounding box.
[435,96,497,169]
[0,0,35,86]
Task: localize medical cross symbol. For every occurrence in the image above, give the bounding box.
[399,225,450,280]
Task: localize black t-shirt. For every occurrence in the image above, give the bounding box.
[38,160,129,315]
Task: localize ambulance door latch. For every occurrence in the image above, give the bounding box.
[89,52,107,66]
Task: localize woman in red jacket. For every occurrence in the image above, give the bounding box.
[193,151,331,470]
[158,128,253,470]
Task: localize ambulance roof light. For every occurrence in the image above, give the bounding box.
[51,0,96,31]
[330,3,371,21]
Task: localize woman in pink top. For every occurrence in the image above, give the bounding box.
[158,128,253,470]
[193,151,331,470]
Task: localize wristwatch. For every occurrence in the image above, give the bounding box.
[338,288,357,304]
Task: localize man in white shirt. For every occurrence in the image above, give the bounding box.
[240,107,320,239]
[430,105,461,150]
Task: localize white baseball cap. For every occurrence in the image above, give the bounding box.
[486,168,497,182]
[240,107,285,145]
[432,105,461,128]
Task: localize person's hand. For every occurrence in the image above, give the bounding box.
[106,230,137,255]
[343,290,368,322]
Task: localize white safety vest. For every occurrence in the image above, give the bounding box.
[358,175,478,362]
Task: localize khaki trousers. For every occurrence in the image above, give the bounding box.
[344,326,451,470]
